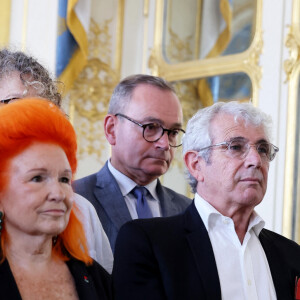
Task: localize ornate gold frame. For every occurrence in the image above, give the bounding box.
[149,0,263,106]
[283,0,300,240]
[0,0,12,46]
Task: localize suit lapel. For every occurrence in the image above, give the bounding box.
[67,259,99,299]
[94,162,132,231]
[182,204,295,300]
[156,180,177,217]
[259,229,292,299]
[184,203,221,300]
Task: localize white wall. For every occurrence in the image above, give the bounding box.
[255,0,292,233]
[9,0,58,74]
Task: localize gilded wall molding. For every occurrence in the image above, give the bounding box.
[242,30,263,90]
[0,0,11,46]
[284,26,300,82]
[283,0,300,240]
[68,19,117,160]
[68,11,123,161]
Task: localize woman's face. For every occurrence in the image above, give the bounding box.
[0,71,36,105]
[0,142,74,239]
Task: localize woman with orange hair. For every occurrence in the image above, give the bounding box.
[0,98,112,299]
[0,48,113,274]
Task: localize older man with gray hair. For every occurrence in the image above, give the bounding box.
[113,101,300,300]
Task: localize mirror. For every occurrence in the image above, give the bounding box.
[173,72,252,123]
[170,72,252,180]
[162,0,255,63]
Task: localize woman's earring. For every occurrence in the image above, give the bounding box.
[52,235,58,246]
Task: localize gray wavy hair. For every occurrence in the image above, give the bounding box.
[0,49,62,106]
[182,101,273,193]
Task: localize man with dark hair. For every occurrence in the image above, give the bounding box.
[74,74,192,252]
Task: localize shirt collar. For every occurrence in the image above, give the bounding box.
[108,159,158,200]
[248,211,265,235]
[194,193,265,236]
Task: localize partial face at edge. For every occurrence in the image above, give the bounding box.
[0,71,37,105]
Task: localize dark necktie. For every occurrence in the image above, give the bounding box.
[132,186,153,219]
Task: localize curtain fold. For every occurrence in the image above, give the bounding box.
[56,0,91,91]
[198,0,232,106]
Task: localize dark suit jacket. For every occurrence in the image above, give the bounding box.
[113,202,300,300]
[73,161,192,252]
[0,258,112,300]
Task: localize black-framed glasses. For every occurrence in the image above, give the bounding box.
[0,97,19,104]
[198,138,279,162]
[115,113,185,147]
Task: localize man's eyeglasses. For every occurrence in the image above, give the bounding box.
[115,113,185,147]
[198,138,279,162]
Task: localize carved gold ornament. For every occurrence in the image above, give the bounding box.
[68,18,120,161]
[284,26,300,82]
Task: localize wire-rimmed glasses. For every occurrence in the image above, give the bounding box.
[198,138,279,162]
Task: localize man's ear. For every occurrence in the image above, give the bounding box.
[184,150,204,182]
[104,114,117,145]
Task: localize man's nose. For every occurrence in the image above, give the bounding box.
[244,145,262,168]
[48,180,66,201]
[155,131,170,150]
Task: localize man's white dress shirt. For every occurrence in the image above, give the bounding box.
[195,193,276,300]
